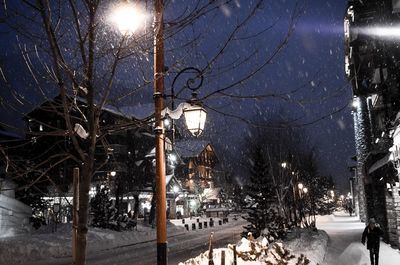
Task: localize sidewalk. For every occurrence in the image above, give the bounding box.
[317,212,400,265]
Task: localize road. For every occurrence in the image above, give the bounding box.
[32,219,246,265]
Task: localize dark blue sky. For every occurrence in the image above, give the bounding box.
[0,0,354,191]
[196,0,355,191]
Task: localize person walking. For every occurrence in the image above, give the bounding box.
[361,218,383,265]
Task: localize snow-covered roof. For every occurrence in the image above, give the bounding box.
[25,94,155,121]
[174,140,211,158]
[201,187,221,201]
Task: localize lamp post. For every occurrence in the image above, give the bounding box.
[110,2,207,264]
[152,1,168,264]
[110,1,168,263]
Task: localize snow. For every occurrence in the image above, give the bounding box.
[177,228,328,265]
[174,140,211,157]
[0,220,186,265]
[317,211,400,265]
[178,212,400,265]
[2,212,400,265]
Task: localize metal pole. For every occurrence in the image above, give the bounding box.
[154,0,167,264]
[72,167,79,265]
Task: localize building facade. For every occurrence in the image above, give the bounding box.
[345,0,400,247]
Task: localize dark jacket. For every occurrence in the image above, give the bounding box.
[361,225,383,249]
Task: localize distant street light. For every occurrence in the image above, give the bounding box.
[298,183,304,190]
[281,162,287,168]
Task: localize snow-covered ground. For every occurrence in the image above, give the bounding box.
[0,216,232,265]
[177,227,329,265]
[2,212,399,265]
[317,211,400,265]
[0,219,186,264]
[178,212,400,265]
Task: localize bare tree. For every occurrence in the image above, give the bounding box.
[0,0,310,264]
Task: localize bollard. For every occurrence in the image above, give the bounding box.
[221,250,225,265]
[233,244,237,265]
[199,222,203,229]
[184,224,189,231]
[192,223,196,230]
[204,221,208,228]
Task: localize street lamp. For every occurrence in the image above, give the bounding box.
[166,67,207,138]
[109,1,147,35]
[110,2,207,264]
[110,1,167,263]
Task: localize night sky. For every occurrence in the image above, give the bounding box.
[0,1,354,191]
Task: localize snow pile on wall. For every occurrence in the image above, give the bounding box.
[178,228,328,265]
[0,194,32,238]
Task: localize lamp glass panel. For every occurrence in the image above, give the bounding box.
[183,105,207,137]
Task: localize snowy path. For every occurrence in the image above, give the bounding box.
[318,212,400,265]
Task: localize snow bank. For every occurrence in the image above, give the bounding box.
[286,228,328,265]
[0,220,185,265]
[178,228,329,265]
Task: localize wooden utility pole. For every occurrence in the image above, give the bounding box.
[153,0,167,264]
[72,167,80,265]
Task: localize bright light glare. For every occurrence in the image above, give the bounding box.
[358,26,400,39]
[109,2,147,35]
[352,97,360,109]
[169,153,177,163]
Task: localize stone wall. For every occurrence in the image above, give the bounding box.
[391,185,400,247]
[0,194,32,237]
[385,190,398,247]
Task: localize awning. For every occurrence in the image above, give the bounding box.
[368,153,391,174]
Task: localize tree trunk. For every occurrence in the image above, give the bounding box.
[133,193,140,222]
[149,190,156,226]
[75,161,93,265]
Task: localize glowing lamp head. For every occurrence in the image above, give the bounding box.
[109,1,147,35]
[298,183,304,190]
[352,97,361,109]
[183,102,207,137]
